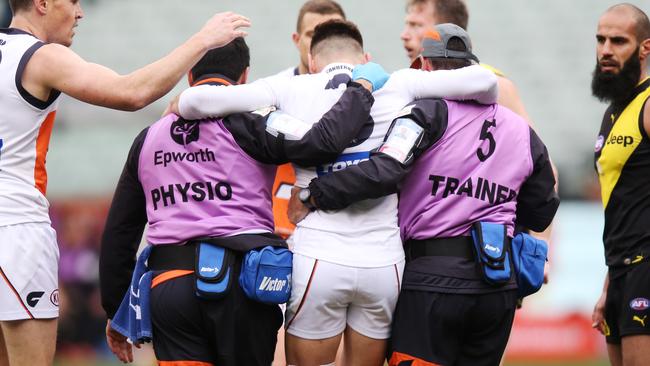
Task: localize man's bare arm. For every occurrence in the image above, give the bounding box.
[24,12,250,111]
[496,76,533,124]
[592,272,609,335]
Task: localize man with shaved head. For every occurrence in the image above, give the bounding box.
[590,3,650,366]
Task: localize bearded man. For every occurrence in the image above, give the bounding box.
[590,4,650,366]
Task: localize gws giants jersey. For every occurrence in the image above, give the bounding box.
[0,29,60,226]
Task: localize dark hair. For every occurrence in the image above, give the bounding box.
[310,19,363,54]
[8,0,31,13]
[296,0,346,32]
[407,0,469,30]
[190,38,250,82]
[426,37,472,70]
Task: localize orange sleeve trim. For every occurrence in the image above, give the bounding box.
[272,164,296,237]
[151,270,193,289]
[158,361,213,366]
[388,351,441,366]
[34,111,56,195]
[193,77,232,87]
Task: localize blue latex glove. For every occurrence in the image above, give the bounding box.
[352,62,389,92]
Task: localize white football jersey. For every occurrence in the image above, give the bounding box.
[0,29,60,226]
[178,63,497,267]
[273,66,299,78]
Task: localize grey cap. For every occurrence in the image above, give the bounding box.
[412,23,479,68]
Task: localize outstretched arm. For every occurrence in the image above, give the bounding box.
[393,64,498,105]
[175,62,389,120]
[26,12,250,111]
[177,76,280,120]
[223,80,375,166]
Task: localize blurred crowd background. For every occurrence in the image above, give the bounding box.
[3,0,647,365]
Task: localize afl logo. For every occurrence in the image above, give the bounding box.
[594,135,604,152]
[50,289,59,307]
[630,298,649,311]
[170,119,200,146]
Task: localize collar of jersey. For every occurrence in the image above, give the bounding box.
[322,63,354,77]
[637,77,650,88]
[191,73,237,87]
[0,28,37,37]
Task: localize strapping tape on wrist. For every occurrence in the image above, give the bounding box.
[239,246,292,304]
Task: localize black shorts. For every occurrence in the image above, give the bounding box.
[149,256,283,365]
[388,289,518,366]
[605,261,650,344]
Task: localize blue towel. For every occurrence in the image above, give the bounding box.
[110,245,153,344]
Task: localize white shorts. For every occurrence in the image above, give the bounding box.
[285,253,404,340]
[0,222,59,320]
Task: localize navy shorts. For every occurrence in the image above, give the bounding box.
[605,261,650,344]
[149,256,283,365]
[388,289,518,366]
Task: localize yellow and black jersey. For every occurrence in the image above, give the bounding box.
[595,77,650,272]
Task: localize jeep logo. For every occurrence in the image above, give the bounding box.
[607,134,634,147]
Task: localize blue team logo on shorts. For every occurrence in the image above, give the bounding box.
[316,152,370,177]
[630,298,650,311]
